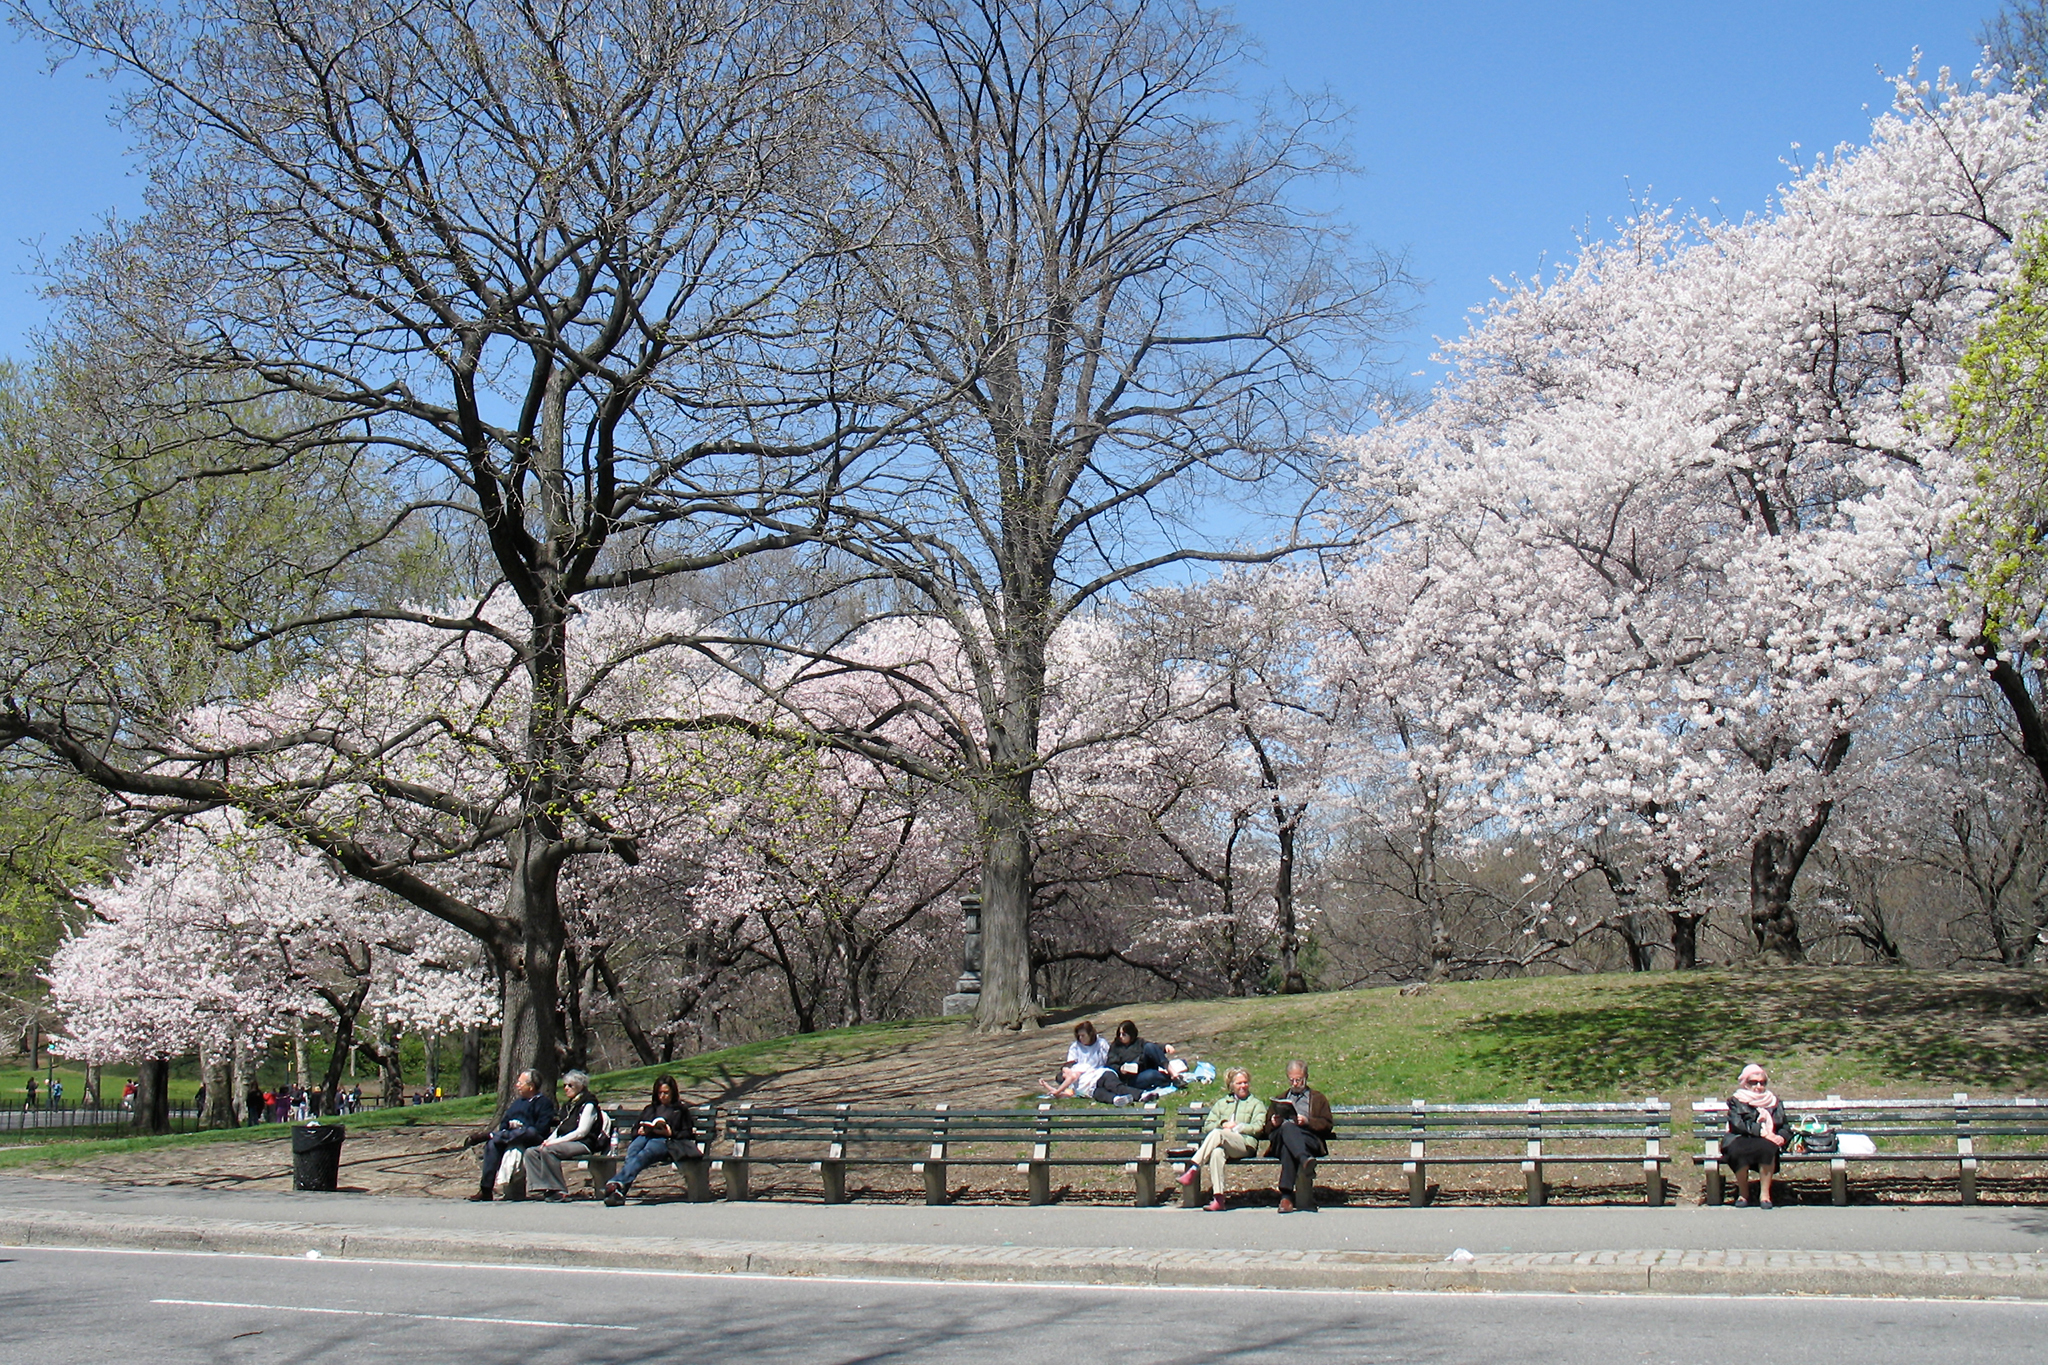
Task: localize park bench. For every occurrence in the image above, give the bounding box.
[1175,1098,1675,1210]
[716,1101,1166,1205]
[1692,1094,2048,1205]
[916,1102,1165,1206]
[574,1105,719,1201]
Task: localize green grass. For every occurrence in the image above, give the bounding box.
[1145,968,2048,1110]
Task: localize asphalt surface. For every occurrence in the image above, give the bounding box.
[3,1244,2045,1365]
[3,1176,2046,1299]
[2,1175,2044,1257]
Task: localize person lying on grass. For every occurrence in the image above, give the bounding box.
[1038,1059,1141,1106]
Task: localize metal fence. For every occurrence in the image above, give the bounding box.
[0,1104,212,1138]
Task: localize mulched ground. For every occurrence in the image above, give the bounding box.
[19,1127,2045,1209]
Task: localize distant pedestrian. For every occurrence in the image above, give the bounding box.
[49,1079,61,1110]
[22,1076,35,1112]
[245,1084,264,1126]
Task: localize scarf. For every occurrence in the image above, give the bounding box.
[1732,1064,1778,1140]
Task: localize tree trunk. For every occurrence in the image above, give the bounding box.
[1743,734,1850,964]
[973,772,1040,1031]
[593,949,659,1067]
[291,1016,310,1088]
[82,1062,101,1110]
[317,991,366,1116]
[133,1057,170,1135]
[560,940,589,1071]
[1748,831,1810,963]
[1245,724,1308,993]
[200,1044,236,1129]
[1668,911,1703,970]
[1272,807,1306,993]
[379,1021,404,1103]
[495,827,568,1105]
[460,1025,481,1098]
[229,1038,249,1124]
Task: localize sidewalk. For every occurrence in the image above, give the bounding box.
[2,1175,2044,1298]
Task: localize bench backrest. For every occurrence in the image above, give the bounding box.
[718,1101,1164,1162]
[1178,1098,1673,1149]
[1690,1094,2048,1148]
[600,1103,717,1150]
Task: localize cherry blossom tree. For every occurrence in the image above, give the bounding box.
[49,813,493,1124]
[1342,71,2048,964]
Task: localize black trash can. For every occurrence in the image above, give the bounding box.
[291,1122,346,1191]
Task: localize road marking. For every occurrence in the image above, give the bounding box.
[151,1299,636,1331]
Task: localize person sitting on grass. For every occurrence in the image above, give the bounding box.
[605,1075,700,1207]
[1177,1067,1268,1211]
[1039,1059,1141,1106]
[464,1069,556,1202]
[1105,1020,1181,1098]
[1724,1062,1788,1209]
[522,1070,608,1202]
[1065,1020,1108,1072]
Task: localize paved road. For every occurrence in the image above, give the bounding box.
[0,1244,2041,1365]
[5,1175,2045,1256]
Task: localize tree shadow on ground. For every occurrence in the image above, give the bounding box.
[1460,970,2048,1098]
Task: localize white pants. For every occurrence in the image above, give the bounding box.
[1193,1128,1257,1194]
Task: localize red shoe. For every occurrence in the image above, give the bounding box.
[1177,1166,1200,1187]
[1205,1197,1225,1212]
[1278,1195,1295,1214]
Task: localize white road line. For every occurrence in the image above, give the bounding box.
[151,1298,636,1331]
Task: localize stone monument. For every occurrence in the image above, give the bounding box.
[940,893,983,1016]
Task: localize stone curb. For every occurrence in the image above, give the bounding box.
[0,1209,2043,1299]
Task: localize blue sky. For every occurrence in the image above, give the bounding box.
[0,2,2003,376]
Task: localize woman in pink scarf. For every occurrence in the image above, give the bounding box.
[1724,1062,1788,1208]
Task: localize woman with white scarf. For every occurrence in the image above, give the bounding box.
[1724,1063,1788,1208]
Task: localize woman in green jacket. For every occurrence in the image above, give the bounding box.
[1176,1068,1268,1210]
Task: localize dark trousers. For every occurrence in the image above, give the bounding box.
[477,1136,537,1196]
[1083,1073,1138,1103]
[1274,1122,1327,1194]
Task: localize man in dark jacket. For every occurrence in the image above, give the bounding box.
[1265,1060,1333,1213]
[466,1070,557,1201]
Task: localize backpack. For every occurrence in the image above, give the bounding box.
[588,1100,616,1155]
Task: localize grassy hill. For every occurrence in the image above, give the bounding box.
[3,966,2043,1174]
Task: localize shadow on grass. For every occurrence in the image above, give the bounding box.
[1460,971,2048,1098]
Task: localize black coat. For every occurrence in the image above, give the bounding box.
[493,1093,557,1147]
[634,1100,701,1158]
[1104,1039,1167,1073]
[1727,1097,1787,1141]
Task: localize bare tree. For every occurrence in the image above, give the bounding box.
[773,0,1405,1027]
[1984,1,2048,98]
[0,0,890,1098]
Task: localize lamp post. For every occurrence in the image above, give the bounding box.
[941,894,983,1016]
